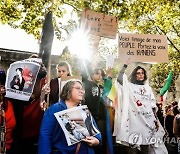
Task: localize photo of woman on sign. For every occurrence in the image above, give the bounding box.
[10,68,25,91]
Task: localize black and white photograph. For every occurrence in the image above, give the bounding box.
[54,105,100,146]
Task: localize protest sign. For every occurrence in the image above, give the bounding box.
[81,9,118,39]
[118,33,168,62]
[54,105,100,146]
[106,54,114,70]
[5,58,41,101]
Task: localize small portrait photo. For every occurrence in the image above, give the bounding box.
[10,67,25,91]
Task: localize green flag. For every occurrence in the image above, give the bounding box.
[160,70,173,96]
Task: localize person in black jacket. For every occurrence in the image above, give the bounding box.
[81,61,107,154]
[83,108,97,136]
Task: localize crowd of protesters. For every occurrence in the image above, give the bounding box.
[0,55,179,154]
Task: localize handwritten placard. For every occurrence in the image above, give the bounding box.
[81,9,118,39]
[118,33,168,62]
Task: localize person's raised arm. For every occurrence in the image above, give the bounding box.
[117,58,131,85]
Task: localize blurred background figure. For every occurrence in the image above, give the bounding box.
[45,61,72,106]
[156,102,164,127]
[0,69,16,154]
[10,56,47,154]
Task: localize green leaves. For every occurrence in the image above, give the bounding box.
[0,0,179,97]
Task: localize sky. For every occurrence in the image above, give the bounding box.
[0,5,74,56]
[0,23,66,56]
[0,5,118,58]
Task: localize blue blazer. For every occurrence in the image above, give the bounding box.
[38,100,102,154]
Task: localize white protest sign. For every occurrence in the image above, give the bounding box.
[106,54,114,70]
[118,33,168,62]
[81,9,118,39]
[5,58,41,101]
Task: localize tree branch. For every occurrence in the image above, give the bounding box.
[172,25,180,37]
[59,26,70,34]
[156,26,180,53]
[61,0,82,12]
[147,16,179,52]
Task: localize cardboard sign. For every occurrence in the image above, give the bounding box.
[81,9,118,39]
[118,33,168,62]
[60,76,82,92]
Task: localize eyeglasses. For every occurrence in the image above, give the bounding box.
[136,72,144,75]
[72,87,85,92]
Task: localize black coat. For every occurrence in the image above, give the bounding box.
[10,75,25,91]
[82,78,106,136]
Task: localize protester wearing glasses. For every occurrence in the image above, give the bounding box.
[38,79,101,154]
[0,70,16,154]
[114,59,167,154]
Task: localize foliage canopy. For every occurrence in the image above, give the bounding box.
[0,0,179,97]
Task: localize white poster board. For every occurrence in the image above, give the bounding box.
[54,105,100,146]
[5,58,41,101]
[118,33,168,62]
[106,54,114,69]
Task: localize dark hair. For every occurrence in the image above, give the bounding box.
[165,105,172,113]
[37,64,47,79]
[16,68,23,73]
[27,55,47,79]
[90,68,105,77]
[173,105,180,116]
[29,54,39,58]
[129,66,147,84]
[172,101,178,107]
[0,70,6,86]
[57,61,72,76]
[60,79,83,101]
[0,70,6,110]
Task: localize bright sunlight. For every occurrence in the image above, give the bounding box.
[67,29,92,60]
